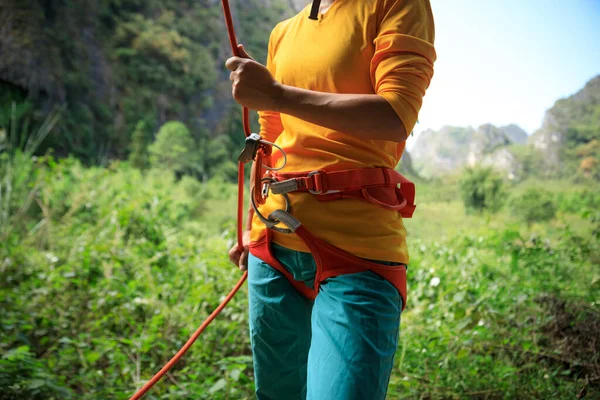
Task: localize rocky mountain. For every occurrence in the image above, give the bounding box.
[397,150,418,177]
[410,126,475,177]
[411,124,528,179]
[410,75,599,179]
[528,75,600,176]
[499,124,528,145]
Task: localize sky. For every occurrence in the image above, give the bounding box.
[406,0,600,150]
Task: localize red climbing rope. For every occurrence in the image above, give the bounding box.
[128,0,250,398]
[128,273,247,400]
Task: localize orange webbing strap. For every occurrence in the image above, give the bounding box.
[128,0,249,398]
[249,221,408,311]
[270,168,416,217]
[292,224,408,310]
[249,230,317,300]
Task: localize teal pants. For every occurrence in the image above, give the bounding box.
[248,243,403,400]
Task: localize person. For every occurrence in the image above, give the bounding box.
[226,0,435,398]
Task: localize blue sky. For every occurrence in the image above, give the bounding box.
[407,0,600,149]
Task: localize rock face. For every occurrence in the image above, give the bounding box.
[478,147,522,180]
[0,0,295,158]
[467,124,523,179]
[528,75,600,168]
[468,124,512,158]
[411,126,475,177]
[410,76,600,179]
[411,124,528,178]
[499,124,528,145]
[397,150,417,176]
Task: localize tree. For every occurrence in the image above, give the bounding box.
[128,120,150,170]
[148,121,199,176]
[509,187,556,226]
[459,166,505,214]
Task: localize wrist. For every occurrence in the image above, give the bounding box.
[273,83,292,114]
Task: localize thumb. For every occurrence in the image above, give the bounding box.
[239,252,248,271]
[238,44,253,60]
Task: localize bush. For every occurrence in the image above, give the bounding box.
[459,166,505,213]
[128,120,150,170]
[510,187,557,225]
[0,154,249,398]
[554,188,600,216]
[148,121,200,176]
[2,153,598,398]
[0,346,73,399]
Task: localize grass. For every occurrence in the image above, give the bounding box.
[0,152,598,399]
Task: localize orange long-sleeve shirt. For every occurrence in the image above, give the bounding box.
[250,0,436,263]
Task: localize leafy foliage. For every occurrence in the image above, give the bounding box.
[148,121,199,175]
[1,152,248,398]
[509,187,557,226]
[1,150,598,398]
[459,166,505,214]
[1,4,599,398]
[529,75,600,179]
[128,120,150,170]
[0,0,291,162]
[0,346,73,399]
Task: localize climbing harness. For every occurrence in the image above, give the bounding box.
[129,0,415,397]
[249,160,413,310]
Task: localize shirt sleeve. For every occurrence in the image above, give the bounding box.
[370,0,436,135]
[258,28,284,143]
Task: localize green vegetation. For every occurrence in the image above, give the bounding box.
[530,75,600,179]
[1,143,598,398]
[148,121,200,176]
[1,3,598,399]
[1,151,244,399]
[509,188,557,226]
[558,78,600,178]
[459,166,505,214]
[0,0,291,162]
[128,121,150,170]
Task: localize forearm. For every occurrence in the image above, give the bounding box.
[274,85,408,142]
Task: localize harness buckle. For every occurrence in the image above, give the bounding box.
[270,179,299,195]
[307,170,326,194]
[237,133,262,164]
[268,210,302,232]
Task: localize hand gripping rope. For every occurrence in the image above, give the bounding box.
[128,1,264,398]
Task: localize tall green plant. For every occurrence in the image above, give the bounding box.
[459,166,505,214]
[509,187,557,226]
[148,121,200,176]
[129,120,150,170]
[0,104,63,238]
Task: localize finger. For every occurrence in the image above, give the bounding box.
[225,56,244,71]
[228,247,240,265]
[239,250,248,271]
[238,44,253,60]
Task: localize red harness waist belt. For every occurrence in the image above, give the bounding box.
[250,166,414,310]
[268,167,415,217]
